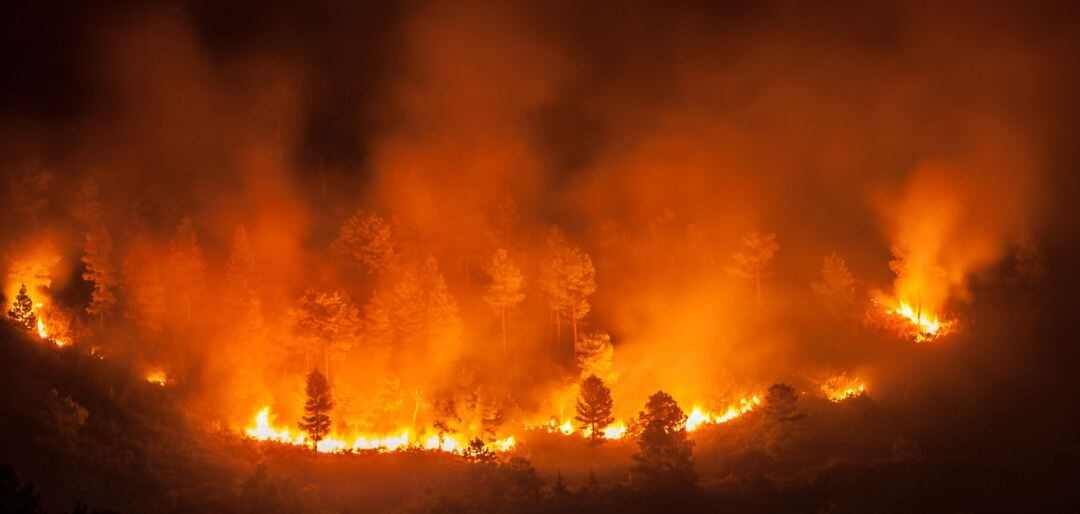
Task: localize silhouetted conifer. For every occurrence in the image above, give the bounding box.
[7,285,37,332]
[297,370,334,448]
[575,375,615,444]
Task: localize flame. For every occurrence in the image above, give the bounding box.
[146,370,168,386]
[886,299,951,342]
[490,436,516,451]
[602,422,627,440]
[243,407,512,455]
[423,435,463,452]
[820,375,866,402]
[685,396,762,431]
[33,305,68,347]
[36,318,48,339]
[246,407,298,444]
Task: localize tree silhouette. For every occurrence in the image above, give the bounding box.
[539,227,596,352]
[463,437,496,463]
[73,178,117,322]
[812,252,857,319]
[763,383,805,457]
[298,369,334,448]
[728,232,779,308]
[631,391,695,491]
[574,375,614,444]
[7,284,37,332]
[0,464,45,514]
[484,248,524,355]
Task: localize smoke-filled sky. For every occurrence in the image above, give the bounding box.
[0,0,1078,433]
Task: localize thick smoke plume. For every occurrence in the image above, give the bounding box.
[0,0,1067,439]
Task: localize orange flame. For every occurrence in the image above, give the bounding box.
[685,396,762,431]
[243,407,512,454]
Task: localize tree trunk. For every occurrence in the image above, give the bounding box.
[571,306,578,354]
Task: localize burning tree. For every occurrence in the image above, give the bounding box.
[293,289,360,380]
[333,209,398,275]
[727,232,779,308]
[484,248,525,355]
[574,375,614,444]
[539,226,596,352]
[298,369,334,449]
[7,284,37,331]
[883,245,950,342]
[631,391,695,491]
[575,331,617,383]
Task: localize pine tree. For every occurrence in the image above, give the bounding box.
[82,225,117,321]
[73,178,117,322]
[484,248,524,355]
[763,383,805,458]
[539,227,596,352]
[122,233,166,333]
[420,256,463,368]
[293,289,359,379]
[168,217,207,322]
[7,284,37,331]
[575,331,617,383]
[575,375,614,444]
[226,225,268,404]
[226,225,265,341]
[332,208,398,275]
[631,391,696,492]
[298,369,334,448]
[812,252,856,318]
[727,232,779,309]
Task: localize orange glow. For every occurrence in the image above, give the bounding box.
[885,298,951,342]
[820,375,867,402]
[243,407,512,455]
[33,303,68,347]
[146,370,168,386]
[601,422,627,440]
[685,396,761,431]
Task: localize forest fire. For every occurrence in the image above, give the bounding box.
[0,1,1069,512]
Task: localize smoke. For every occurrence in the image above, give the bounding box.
[0,0,1067,434]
